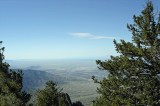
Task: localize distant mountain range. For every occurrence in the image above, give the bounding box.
[22,69,66,91]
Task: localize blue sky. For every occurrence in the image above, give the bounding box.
[0,0,160,59]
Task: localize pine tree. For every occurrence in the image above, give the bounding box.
[93,1,160,106]
[36,81,72,106]
[0,41,31,106]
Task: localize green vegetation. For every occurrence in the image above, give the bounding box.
[0,41,31,106]
[36,81,72,106]
[93,1,160,106]
[36,80,85,106]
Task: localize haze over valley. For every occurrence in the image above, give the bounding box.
[8,59,107,105]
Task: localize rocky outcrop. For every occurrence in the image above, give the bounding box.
[72,101,84,106]
[59,93,72,106]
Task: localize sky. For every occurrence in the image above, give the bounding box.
[0,0,160,60]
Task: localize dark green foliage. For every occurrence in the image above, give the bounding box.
[93,1,160,106]
[0,41,31,106]
[36,81,72,106]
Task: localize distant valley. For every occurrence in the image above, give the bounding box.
[8,59,107,106]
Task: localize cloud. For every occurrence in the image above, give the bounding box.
[69,32,116,39]
[70,32,94,38]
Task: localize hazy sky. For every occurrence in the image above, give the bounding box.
[0,0,160,59]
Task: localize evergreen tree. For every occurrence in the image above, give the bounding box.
[36,81,72,106]
[0,41,31,106]
[93,1,160,106]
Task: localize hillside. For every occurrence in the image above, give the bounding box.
[22,69,66,91]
